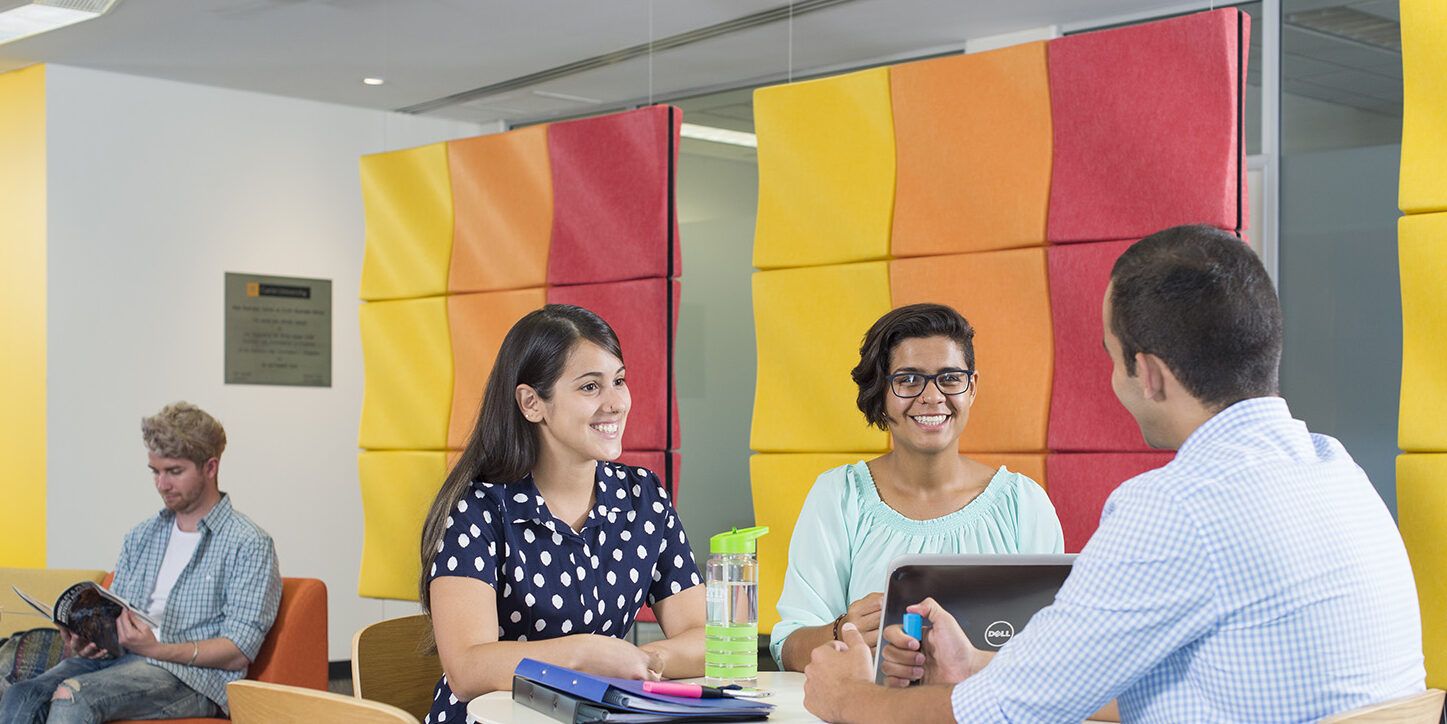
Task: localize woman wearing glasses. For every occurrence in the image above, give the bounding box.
[770,303,1064,672]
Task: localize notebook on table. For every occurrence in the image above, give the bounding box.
[512,658,772,723]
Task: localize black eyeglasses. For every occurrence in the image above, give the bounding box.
[889,370,975,399]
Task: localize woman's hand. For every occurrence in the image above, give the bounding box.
[577,635,664,681]
[844,592,884,652]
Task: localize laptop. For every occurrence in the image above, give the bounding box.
[872,553,1076,683]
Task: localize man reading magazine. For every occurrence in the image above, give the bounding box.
[0,402,281,723]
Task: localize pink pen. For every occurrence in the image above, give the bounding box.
[642,681,717,698]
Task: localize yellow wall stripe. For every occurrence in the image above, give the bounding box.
[0,65,47,567]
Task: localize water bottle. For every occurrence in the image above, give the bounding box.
[705,526,768,686]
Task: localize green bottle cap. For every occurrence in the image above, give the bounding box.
[709,526,769,554]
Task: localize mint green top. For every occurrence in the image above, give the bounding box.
[768,461,1064,667]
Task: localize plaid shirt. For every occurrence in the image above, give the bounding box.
[951,397,1425,722]
[111,493,281,714]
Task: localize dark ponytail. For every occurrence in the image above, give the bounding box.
[418,304,623,612]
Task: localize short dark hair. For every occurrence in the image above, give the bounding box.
[1109,224,1282,409]
[852,303,976,430]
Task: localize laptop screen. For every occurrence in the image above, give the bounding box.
[872,554,1076,683]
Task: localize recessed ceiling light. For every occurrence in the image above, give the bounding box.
[0,0,121,45]
[362,77,386,86]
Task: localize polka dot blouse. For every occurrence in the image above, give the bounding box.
[424,461,700,724]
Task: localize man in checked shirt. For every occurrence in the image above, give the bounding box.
[0,402,281,723]
[803,225,1425,723]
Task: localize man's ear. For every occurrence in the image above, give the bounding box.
[203,457,219,483]
[516,384,545,423]
[1135,353,1170,402]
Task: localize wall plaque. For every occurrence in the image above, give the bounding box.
[225,273,331,387]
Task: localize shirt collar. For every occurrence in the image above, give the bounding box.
[156,491,233,534]
[504,463,636,528]
[1176,396,1292,460]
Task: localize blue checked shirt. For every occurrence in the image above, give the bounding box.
[951,398,1425,722]
[111,493,282,714]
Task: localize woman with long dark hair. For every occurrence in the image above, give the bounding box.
[419,305,704,723]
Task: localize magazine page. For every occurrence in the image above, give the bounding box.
[54,584,125,658]
[89,583,160,629]
[11,585,56,622]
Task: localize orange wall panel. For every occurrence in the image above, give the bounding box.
[447,126,552,293]
[446,288,547,449]
[890,249,1053,453]
[890,42,1052,256]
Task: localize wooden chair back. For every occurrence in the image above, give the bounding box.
[351,614,443,720]
[229,680,418,724]
[1321,689,1445,723]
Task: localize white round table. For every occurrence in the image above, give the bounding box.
[466,670,823,723]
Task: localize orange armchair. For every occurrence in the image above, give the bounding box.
[103,576,328,723]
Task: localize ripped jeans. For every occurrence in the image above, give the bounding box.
[0,654,218,724]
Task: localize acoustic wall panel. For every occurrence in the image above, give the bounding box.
[1047,9,1247,243]
[1398,453,1447,689]
[1046,240,1153,452]
[751,452,874,634]
[359,297,453,451]
[1399,0,1447,214]
[1399,213,1447,451]
[447,288,547,450]
[890,42,1052,256]
[974,454,1047,492]
[1046,452,1174,552]
[358,451,449,599]
[547,106,681,286]
[548,278,679,453]
[360,143,454,300]
[447,126,552,293]
[890,248,1053,453]
[752,263,892,453]
[753,68,896,269]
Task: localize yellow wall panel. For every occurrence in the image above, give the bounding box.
[359,297,453,450]
[0,65,47,567]
[1399,213,1447,451]
[751,452,872,634]
[1399,0,1447,214]
[753,68,895,269]
[359,143,454,300]
[1398,454,1447,688]
[751,262,891,453]
[358,451,449,600]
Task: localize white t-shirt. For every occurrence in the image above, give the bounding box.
[145,521,203,633]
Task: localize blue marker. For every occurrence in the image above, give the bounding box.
[903,612,923,641]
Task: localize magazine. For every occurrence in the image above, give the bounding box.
[12,583,159,658]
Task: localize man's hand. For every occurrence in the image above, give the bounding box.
[116,609,159,657]
[844,592,884,653]
[880,597,988,687]
[58,626,108,660]
[803,623,876,722]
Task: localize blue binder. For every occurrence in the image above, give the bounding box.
[513,659,772,722]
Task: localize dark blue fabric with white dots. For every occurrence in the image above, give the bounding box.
[424,461,700,724]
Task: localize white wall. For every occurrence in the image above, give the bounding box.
[43,64,483,660]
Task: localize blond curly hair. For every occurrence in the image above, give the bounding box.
[141,402,227,467]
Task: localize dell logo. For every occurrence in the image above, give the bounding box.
[984,620,1015,647]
